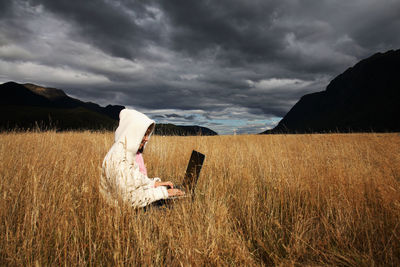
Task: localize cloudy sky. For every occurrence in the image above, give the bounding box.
[1,0,399,134]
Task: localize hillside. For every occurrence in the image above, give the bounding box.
[0,82,218,135]
[0,82,123,131]
[1,81,125,121]
[263,49,400,134]
[0,105,118,131]
[154,123,217,136]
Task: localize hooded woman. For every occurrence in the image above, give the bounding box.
[100,108,184,208]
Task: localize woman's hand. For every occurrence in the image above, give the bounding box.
[154,181,174,189]
[167,188,185,197]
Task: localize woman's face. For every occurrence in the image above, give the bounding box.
[138,125,153,151]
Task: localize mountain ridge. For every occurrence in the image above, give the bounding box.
[0,81,218,135]
[23,83,67,100]
[262,49,400,134]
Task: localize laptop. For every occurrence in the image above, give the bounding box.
[169,150,205,199]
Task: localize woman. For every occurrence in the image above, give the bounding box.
[100,108,184,208]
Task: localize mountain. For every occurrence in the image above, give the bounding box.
[23,83,67,100]
[1,81,125,121]
[0,81,124,131]
[154,124,218,136]
[262,49,400,134]
[0,82,218,135]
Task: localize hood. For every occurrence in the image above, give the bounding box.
[114,108,155,154]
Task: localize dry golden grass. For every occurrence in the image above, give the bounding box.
[1,131,400,266]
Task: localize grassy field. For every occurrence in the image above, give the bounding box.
[0,131,399,266]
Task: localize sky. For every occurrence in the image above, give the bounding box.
[1,0,399,134]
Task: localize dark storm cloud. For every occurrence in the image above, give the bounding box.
[26,0,157,59]
[0,0,13,15]
[165,113,182,118]
[165,114,195,120]
[151,115,165,120]
[157,0,282,61]
[1,0,400,134]
[157,0,350,73]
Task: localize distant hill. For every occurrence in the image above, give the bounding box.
[0,82,218,135]
[1,81,125,121]
[154,124,218,136]
[0,104,119,131]
[23,83,67,100]
[263,49,400,134]
[0,81,124,131]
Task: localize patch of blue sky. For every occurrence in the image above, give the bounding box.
[205,117,282,135]
[148,110,282,135]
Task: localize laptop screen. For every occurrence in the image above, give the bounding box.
[181,150,205,193]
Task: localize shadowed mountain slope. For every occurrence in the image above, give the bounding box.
[154,124,218,136]
[0,82,217,135]
[263,49,400,134]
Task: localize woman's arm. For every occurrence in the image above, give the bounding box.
[104,156,168,207]
[154,181,174,188]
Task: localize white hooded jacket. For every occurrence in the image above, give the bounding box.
[100,109,168,208]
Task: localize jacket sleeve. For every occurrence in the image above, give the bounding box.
[109,156,169,208]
